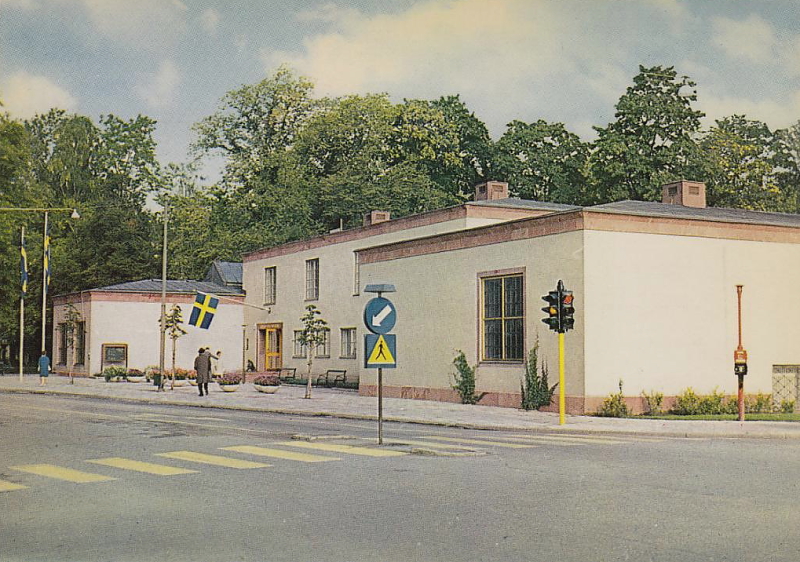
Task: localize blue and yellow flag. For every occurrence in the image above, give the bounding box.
[43,221,51,288]
[188,292,219,329]
[20,228,28,298]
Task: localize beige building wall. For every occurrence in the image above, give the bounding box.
[358,231,585,407]
[242,214,529,379]
[583,229,800,403]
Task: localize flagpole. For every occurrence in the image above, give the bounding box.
[19,226,25,381]
[158,203,168,391]
[41,211,48,355]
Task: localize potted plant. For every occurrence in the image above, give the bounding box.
[103,366,127,382]
[186,369,198,386]
[126,368,146,383]
[217,371,243,392]
[167,368,188,387]
[253,373,281,394]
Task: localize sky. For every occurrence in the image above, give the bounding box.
[1,0,799,182]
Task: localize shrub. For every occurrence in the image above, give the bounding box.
[102,366,128,382]
[641,390,664,415]
[452,351,484,405]
[671,387,701,415]
[253,374,281,386]
[596,380,629,417]
[780,400,795,414]
[520,338,557,411]
[746,393,773,414]
[697,388,727,415]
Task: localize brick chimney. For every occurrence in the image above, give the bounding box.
[475,181,509,201]
[364,210,391,226]
[662,180,706,208]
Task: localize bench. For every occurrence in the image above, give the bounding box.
[315,369,347,387]
[279,367,297,382]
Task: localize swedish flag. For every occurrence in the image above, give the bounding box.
[188,292,219,329]
[20,228,27,298]
[43,221,51,288]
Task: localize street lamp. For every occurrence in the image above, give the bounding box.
[0,207,80,379]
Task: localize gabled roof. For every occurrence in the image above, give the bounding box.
[204,260,243,286]
[94,279,244,296]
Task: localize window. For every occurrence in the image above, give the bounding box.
[293,330,307,358]
[264,267,276,305]
[353,252,360,296]
[305,258,319,300]
[481,274,524,361]
[340,328,357,359]
[316,328,331,358]
[57,322,68,365]
[74,321,86,365]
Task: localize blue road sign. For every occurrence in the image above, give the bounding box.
[364,297,397,334]
[365,334,397,368]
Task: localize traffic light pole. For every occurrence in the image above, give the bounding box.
[558,332,566,425]
[736,285,745,422]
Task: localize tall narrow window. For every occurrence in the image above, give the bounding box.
[293,330,307,358]
[305,258,319,300]
[75,321,86,365]
[316,328,330,358]
[57,323,68,365]
[481,274,524,361]
[340,328,357,359]
[353,252,360,296]
[264,266,276,305]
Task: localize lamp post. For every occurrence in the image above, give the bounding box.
[0,207,80,379]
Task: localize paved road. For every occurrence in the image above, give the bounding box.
[1,394,798,561]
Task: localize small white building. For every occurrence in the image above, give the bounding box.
[52,264,244,376]
[242,181,800,413]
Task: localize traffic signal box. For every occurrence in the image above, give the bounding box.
[541,281,575,334]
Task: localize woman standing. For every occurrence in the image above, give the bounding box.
[38,351,50,386]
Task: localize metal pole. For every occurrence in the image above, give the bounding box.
[558,332,566,425]
[736,285,744,422]
[378,367,383,444]
[241,325,247,385]
[19,225,25,382]
[158,204,168,391]
[40,211,48,355]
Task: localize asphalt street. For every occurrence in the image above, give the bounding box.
[1,393,799,562]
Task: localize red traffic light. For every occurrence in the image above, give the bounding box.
[562,293,574,305]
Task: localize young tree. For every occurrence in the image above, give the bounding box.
[164,304,187,389]
[297,304,328,399]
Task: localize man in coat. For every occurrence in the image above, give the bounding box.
[194,347,212,396]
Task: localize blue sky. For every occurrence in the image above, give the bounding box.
[2,0,799,182]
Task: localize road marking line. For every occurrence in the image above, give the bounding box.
[421,436,537,449]
[156,451,270,469]
[10,464,116,483]
[87,457,199,475]
[221,446,340,463]
[508,434,630,445]
[0,480,28,492]
[380,438,479,450]
[277,441,407,457]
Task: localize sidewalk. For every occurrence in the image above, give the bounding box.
[2,374,800,439]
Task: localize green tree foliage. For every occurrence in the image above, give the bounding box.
[590,65,705,203]
[520,336,557,410]
[495,119,590,204]
[297,304,328,399]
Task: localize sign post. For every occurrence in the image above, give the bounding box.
[364,284,397,445]
[734,285,747,422]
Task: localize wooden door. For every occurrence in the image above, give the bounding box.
[265,328,282,370]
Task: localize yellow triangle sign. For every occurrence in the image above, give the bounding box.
[367,334,395,364]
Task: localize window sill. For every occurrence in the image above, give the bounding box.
[479,360,524,366]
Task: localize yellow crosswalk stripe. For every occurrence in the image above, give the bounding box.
[156,451,270,469]
[10,464,116,483]
[87,457,199,475]
[0,480,28,492]
[509,434,629,445]
[421,436,536,449]
[221,445,340,463]
[277,441,407,457]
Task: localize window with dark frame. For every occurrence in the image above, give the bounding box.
[75,321,85,365]
[57,322,68,365]
[482,274,524,361]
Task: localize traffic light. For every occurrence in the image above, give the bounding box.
[542,290,561,332]
[560,290,575,332]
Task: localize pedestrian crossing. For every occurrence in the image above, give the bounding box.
[0,432,657,493]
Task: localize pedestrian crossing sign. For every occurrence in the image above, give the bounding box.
[365,334,397,368]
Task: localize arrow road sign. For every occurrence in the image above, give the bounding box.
[364,297,397,334]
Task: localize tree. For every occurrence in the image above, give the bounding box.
[297,304,328,399]
[164,304,187,390]
[590,65,705,203]
[495,119,590,204]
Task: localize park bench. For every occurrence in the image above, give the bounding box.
[315,369,347,387]
[279,367,297,382]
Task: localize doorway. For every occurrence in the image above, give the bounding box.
[265,326,282,370]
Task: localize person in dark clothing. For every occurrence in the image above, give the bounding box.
[194,347,212,396]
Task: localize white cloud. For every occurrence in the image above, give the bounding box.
[135,60,182,109]
[698,90,800,130]
[79,0,188,47]
[711,14,777,65]
[2,0,39,9]
[200,8,220,35]
[1,71,77,118]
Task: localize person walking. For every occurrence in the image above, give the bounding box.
[38,351,50,386]
[194,347,211,396]
[212,350,224,377]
